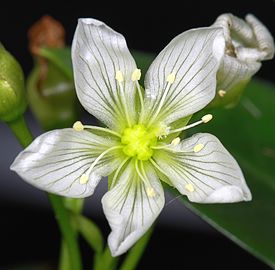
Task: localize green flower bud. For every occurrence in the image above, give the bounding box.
[27,16,80,130]
[0,44,27,122]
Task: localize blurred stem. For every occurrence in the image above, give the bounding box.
[119,227,154,270]
[7,115,33,147]
[59,240,70,270]
[49,194,82,270]
[8,115,82,270]
[59,198,84,270]
[94,247,119,270]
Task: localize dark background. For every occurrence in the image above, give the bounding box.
[0,0,274,269]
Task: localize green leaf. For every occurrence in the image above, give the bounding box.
[38,47,73,80]
[74,215,104,253]
[185,79,275,269]
[131,51,275,268]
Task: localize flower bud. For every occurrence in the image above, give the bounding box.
[27,16,80,130]
[0,44,27,122]
[210,13,274,108]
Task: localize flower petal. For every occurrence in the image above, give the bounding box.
[142,27,225,125]
[216,55,261,92]
[152,133,251,203]
[72,18,137,131]
[11,129,121,198]
[102,160,164,256]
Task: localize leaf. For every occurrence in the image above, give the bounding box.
[38,47,73,80]
[131,51,275,268]
[185,79,275,269]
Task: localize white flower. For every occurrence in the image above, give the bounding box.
[212,13,274,98]
[11,18,251,256]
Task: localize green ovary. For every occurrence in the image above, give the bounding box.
[121,124,158,161]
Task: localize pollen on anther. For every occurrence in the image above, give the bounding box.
[201,114,213,123]
[115,70,124,82]
[73,121,84,131]
[193,143,204,153]
[166,73,176,84]
[131,69,141,81]
[185,183,195,192]
[218,89,226,97]
[147,187,156,197]
[80,174,89,184]
[171,137,180,146]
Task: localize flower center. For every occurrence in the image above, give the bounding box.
[121,124,158,161]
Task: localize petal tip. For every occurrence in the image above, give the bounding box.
[78,18,104,26]
[203,185,251,203]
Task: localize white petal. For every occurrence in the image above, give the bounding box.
[245,14,274,60]
[142,27,225,125]
[217,55,261,92]
[11,129,121,198]
[72,18,137,131]
[153,133,251,203]
[102,160,164,256]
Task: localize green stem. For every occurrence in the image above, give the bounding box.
[119,227,154,270]
[95,247,119,270]
[8,115,82,270]
[7,115,33,147]
[59,240,70,270]
[49,194,82,270]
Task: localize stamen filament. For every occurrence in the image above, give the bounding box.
[136,81,144,118]
[135,159,151,188]
[169,114,213,135]
[110,157,130,189]
[81,145,123,183]
[118,81,132,127]
[147,81,173,127]
[83,125,121,137]
[149,158,169,178]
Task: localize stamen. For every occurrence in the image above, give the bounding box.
[131,69,141,81]
[115,70,124,82]
[131,68,144,119]
[146,187,156,198]
[201,114,213,123]
[73,121,84,131]
[110,157,130,189]
[166,73,176,84]
[218,89,226,97]
[169,114,213,134]
[80,174,89,184]
[185,183,195,192]
[115,70,132,127]
[171,137,180,146]
[79,145,122,184]
[135,159,155,197]
[83,125,121,137]
[193,143,204,153]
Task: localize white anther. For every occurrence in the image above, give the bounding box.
[218,90,226,97]
[73,121,84,131]
[193,143,204,153]
[80,174,89,184]
[166,73,176,84]
[185,183,195,192]
[171,137,181,146]
[201,114,213,123]
[115,70,124,82]
[131,69,141,81]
